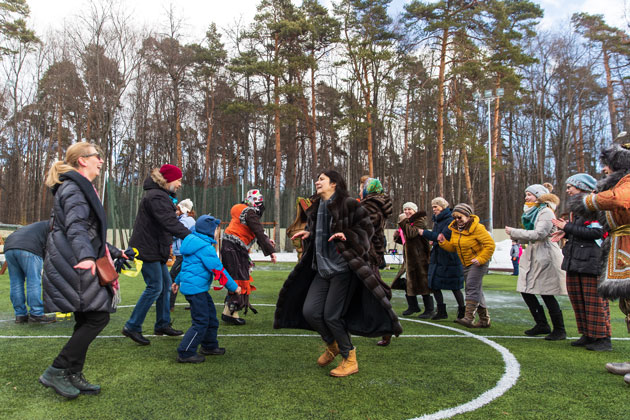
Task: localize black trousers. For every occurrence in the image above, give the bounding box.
[53,311,109,373]
[303,272,353,358]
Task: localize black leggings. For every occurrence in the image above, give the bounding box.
[53,311,110,373]
[521,292,561,314]
[433,289,465,307]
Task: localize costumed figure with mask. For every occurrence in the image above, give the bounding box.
[577,133,630,382]
[220,189,276,325]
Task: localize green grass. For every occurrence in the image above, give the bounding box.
[1,264,630,419]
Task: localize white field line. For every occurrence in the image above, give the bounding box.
[402,317,520,420]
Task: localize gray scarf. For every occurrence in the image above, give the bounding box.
[313,194,349,278]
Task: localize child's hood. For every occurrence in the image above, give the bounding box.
[180,231,216,256]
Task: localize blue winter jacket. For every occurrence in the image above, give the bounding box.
[173,214,196,256]
[421,207,464,290]
[175,231,237,295]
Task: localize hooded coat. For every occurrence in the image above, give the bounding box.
[509,193,567,295]
[43,170,122,313]
[274,194,403,338]
[422,207,464,290]
[129,169,190,263]
[360,192,393,268]
[175,232,238,296]
[392,211,431,295]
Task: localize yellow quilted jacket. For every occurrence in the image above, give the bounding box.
[439,215,495,267]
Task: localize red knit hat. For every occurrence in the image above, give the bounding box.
[159,164,182,183]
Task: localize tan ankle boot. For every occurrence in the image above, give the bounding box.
[330,347,358,377]
[455,300,478,328]
[473,306,491,328]
[317,341,340,367]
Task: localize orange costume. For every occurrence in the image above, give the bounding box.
[220,196,275,324]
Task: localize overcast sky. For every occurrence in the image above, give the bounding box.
[27,0,628,44]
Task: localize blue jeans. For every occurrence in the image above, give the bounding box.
[512,258,519,276]
[125,261,171,332]
[6,249,44,316]
[177,291,219,358]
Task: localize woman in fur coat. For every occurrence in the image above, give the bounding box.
[274,170,402,377]
[578,136,630,381]
[550,173,610,351]
[505,183,567,340]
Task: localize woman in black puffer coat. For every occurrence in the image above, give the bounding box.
[551,173,610,351]
[39,142,124,399]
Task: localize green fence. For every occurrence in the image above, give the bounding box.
[103,179,314,249]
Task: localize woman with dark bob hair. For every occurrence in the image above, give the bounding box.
[274,170,402,377]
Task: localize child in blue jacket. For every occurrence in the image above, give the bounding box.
[172,215,240,363]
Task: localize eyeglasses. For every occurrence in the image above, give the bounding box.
[454,215,465,220]
[83,153,102,160]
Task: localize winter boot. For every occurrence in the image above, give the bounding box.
[586,337,612,351]
[431,304,448,320]
[455,301,478,328]
[418,295,436,319]
[39,366,80,399]
[455,305,466,321]
[524,305,551,336]
[571,335,595,347]
[402,295,421,316]
[67,372,101,395]
[544,311,566,341]
[330,347,358,377]
[473,306,491,328]
[317,341,340,367]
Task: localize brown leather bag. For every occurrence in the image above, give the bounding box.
[96,247,118,286]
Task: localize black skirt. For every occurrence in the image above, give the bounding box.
[221,240,251,281]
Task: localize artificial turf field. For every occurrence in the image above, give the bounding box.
[1,263,630,419]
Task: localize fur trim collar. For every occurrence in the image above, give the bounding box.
[597,169,630,192]
[537,193,559,210]
[151,168,168,189]
[567,194,598,220]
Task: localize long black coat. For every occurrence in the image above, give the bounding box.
[561,194,604,276]
[274,195,403,338]
[43,171,121,313]
[129,169,190,263]
[422,208,464,290]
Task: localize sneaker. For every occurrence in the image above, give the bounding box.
[176,354,205,363]
[39,366,80,399]
[15,315,28,324]
[571,335,595,347]
[199,347,225,356]
[67,372,101,395]
[154,325,183,336]
[606,362,630,375]
[28,314,56,324]
[586,337,612,352]
[221,314,246,325]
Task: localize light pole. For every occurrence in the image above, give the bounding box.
[473,88,504,236]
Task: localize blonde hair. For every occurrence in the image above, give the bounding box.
[45,142,102,187]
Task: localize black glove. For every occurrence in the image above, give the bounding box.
[123,248,136,261]
[114,258,132,273]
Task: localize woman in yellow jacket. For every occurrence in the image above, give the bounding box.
[437,203,496,328]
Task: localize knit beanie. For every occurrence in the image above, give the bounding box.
[402,202,418,212]
[366,178,384,194]
[431,197,449,209]
[159,164,183,183]
[452,203,473,217]
[195,215,220,239]
[566,173,597,192]
[178,198,193,214]
[525,184,550,199]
